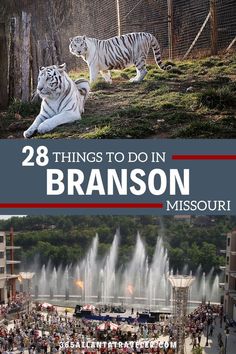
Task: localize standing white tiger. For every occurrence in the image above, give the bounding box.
[69,32,167,84]
[23,64,90,138]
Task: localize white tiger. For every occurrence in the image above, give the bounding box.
[69,32,168,84]
[23,63,90,138]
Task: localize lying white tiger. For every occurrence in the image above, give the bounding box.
[69,32,167,84]
[23,64,90,138]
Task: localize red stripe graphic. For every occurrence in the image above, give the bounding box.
[172,155,236,160]
[0,203,163,209]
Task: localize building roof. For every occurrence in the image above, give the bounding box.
[19,272,35,280]
[6,260,21,265]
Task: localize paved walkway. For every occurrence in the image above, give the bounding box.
[184,317,236,354]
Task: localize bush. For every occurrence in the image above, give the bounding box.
[8,99,40,117]
[199,86,236,110]
[91,81,111,91]
[168,67,183,75]
[175,121,221,138]
[201,57,221,68]
[115,106,142,118]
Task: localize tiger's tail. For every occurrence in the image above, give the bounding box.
[151,35,169,71]
[74,78,90,101]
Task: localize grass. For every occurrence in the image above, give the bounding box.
[0,54,236,138]
[198,86,236,110]
[0,99,41,137]
[192,348,203,354]
[7,99,40,117]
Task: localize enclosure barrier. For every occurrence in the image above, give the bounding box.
[0,0,235,107]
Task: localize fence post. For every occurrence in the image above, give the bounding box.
[167,0,174,60]
[210,0,218,55]
[21,12,31,102]
[0,23,8,108]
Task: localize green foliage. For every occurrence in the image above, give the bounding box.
[192,347,203,354]
[79,125,111,139]
[0,216,233,273]
[168,67,183,75]
[201,57,222,68]
[0,99,41,137]
[91,81,112,91]
[8,99,40,117]
[175,116,236,138]
[198,86,236,110]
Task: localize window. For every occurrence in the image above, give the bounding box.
[226,275,229,283]
[0,252,4,259]
[227,256,230,265]
[227,237,230,247]
[0,267,4,274]
[0,236,3,243]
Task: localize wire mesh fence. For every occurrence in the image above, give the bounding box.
[0,0,235,105]
[0,0,235,65]
[117,0,236,59]
[217,0,236,51]
[119,0,169,59]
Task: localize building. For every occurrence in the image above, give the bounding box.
[0,231,20,304]
[173,215,192,224]
[223,230,236,320]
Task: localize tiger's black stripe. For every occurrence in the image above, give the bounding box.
[69,32,167,83]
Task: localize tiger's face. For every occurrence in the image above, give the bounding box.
[69,36,87,57]
[37,64,66,98]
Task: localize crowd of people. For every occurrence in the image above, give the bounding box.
[186,303,224,350]
[0,301,228,353]
[0,308,176,353]
[0,293,30,318]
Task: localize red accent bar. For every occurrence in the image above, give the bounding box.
[0,203,163,209]
[172,155,236,160]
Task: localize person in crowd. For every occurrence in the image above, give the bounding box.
[0,300,224,354]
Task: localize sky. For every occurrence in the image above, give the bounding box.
[0,215,25,219]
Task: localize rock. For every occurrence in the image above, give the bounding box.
[186,86,194,93]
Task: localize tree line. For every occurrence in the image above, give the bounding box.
[0,215,233,273]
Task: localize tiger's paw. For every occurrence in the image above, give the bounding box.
[23,130,33,139]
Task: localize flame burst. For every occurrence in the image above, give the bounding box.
[75,280,84,289]
[127,284,134,295]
